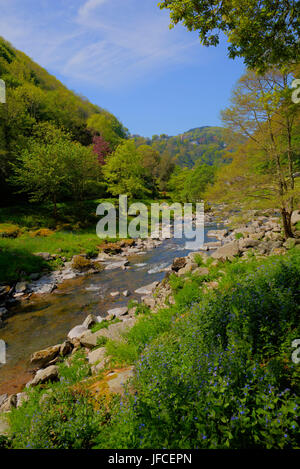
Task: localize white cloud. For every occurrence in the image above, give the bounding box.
[78,0,108,20]
[0,0,200,89]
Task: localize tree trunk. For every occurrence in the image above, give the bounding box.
[281,208,293,239]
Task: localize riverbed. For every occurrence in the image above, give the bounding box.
[0,224,221,394]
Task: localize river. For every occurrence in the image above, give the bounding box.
[0,223,221,395]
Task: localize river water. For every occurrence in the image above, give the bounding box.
[0,224,221,395]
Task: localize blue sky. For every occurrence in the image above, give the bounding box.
[0,0,245,137]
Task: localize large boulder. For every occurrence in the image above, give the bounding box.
[177,261,198,276]
[291,210,300,225]
[135,281,159,295]
[106,367,135,395]
[171,257,187,272]
[239,238,260,250]
[211,241,240,260]
[107,307,128,318]
[82,314,97,329]
[67,325,88,340]
[30,344,61,368]
[283,238,300,249]
[0,394,17,412]
[60,340,73,357]
[27,365,59,387]
[80,318,136,348]
[88,347,106,366]
[15,282,27,294]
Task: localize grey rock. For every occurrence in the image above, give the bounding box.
[15,281,27,293]
[16,392,29,408]
[177,261,198,276]
[34,252,52,260]
[67,324,88,340]
[110,291,120,298]
[82,314,97,329]
[211,241,240,260]
[239,238,260,249]
[171,257,187,272]
[60,340,73,357]
[142,296,156,308]
[27,365,59,387]
[0,394,8,407]
[88,347,106,366]
[291,210,300,225]
[81,318,136,348]
[107,307,128,318]
[104,261,129,271]
[30,344,61,368]
[135,281,159,295]
[0,394,17,412]
[193,267,210,276]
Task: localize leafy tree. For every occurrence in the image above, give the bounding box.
[167,166,190,201]
[87,112,128,150]
[10,139,70,218]
[168,164,215,202]
[92,135,111,165]
[137,144,161,195]
[184,164,216,202]
[10,130,100,217]
[159,0,300,70]
[208,68,300,238]
[157,151,175,191]
[0,36,122,202]
[103,140,150,199]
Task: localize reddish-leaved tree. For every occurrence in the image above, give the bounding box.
[92,135,111,165]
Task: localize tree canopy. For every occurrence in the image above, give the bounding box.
[159,0,300,70]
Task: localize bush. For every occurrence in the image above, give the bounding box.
[29,228,55,237]
[71,255,92,272]
[0,224,20,238]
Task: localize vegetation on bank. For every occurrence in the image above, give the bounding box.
[4,249,299,449]
[0,196,173,284]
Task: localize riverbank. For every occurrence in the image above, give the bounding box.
[0,208,299,448]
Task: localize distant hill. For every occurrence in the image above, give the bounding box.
[133,126,228,168]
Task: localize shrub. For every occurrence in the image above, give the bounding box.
[71,255,92,272]
[0,224,20,238]
[29,228,55,237]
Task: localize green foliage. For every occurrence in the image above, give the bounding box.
[0,36,125,203]
[9,352,106,449]
[103,140,151,199]
[7,251,300,449]
[159,1,300,71]
[9,128,100,216]
[97,250,300,449]
[0,245,48,283]
[91,318,121,333]
[87,111,128,150]
[168,164,216,202]
[134,126,228,169]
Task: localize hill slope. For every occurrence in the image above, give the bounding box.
[0,37,126,201]
[133,126,227,168]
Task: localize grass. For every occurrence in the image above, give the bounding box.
[5,249,300,449]
[91,318,121,333]
[0,196,170,284]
